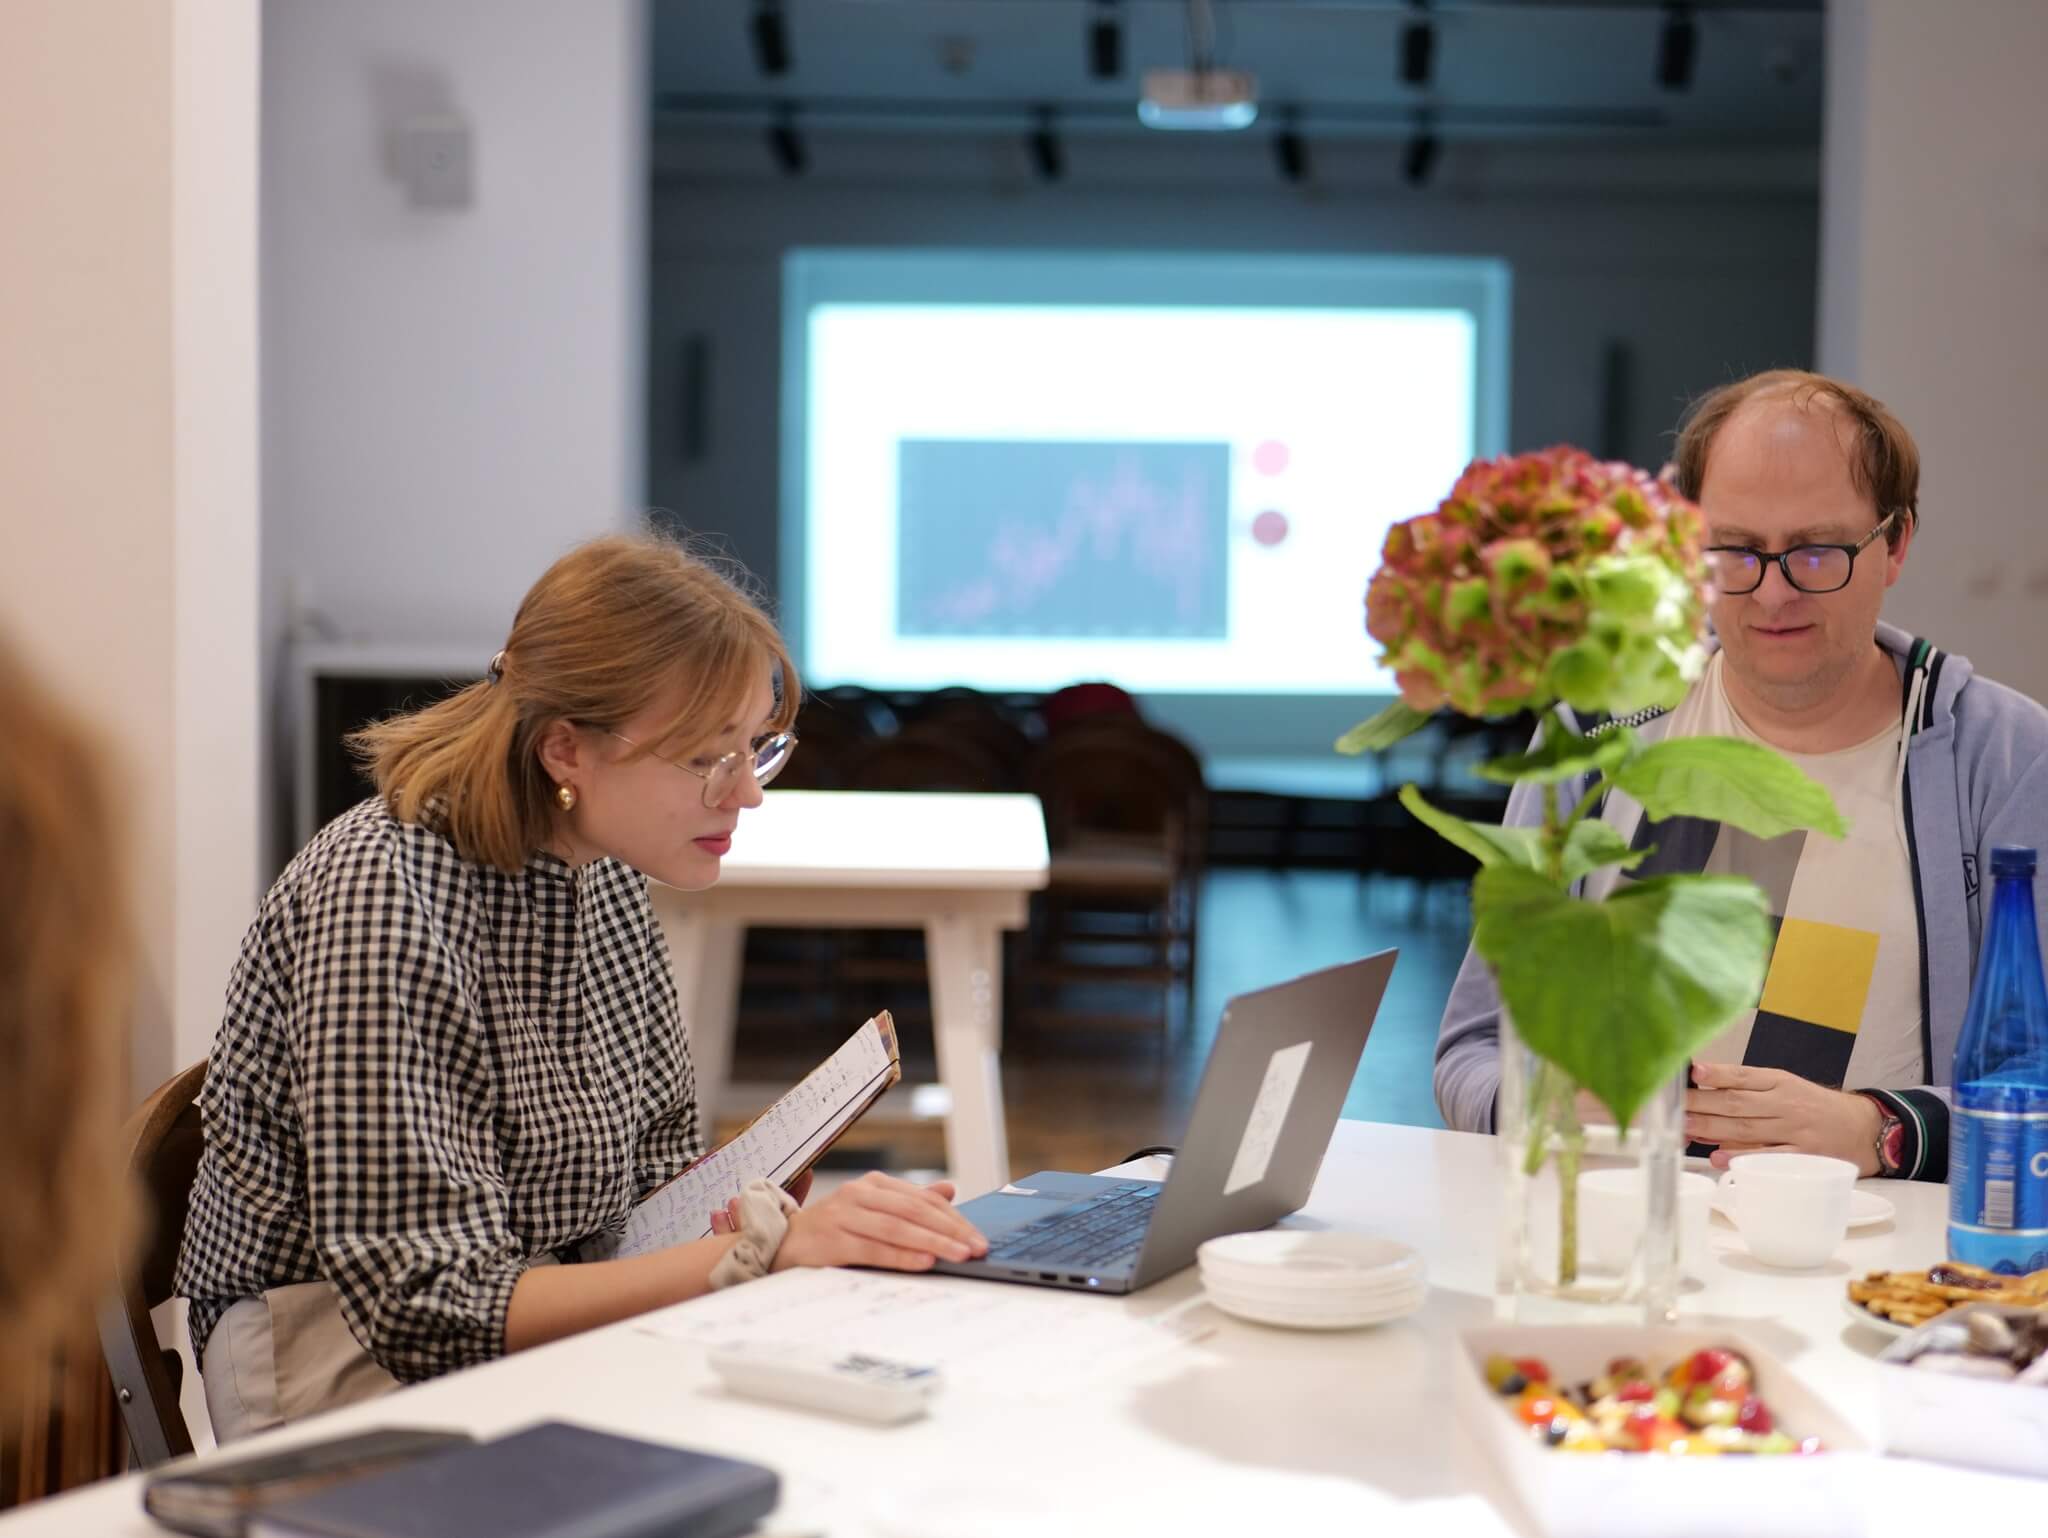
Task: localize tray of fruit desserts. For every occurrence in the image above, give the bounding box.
[1454,1327,1870,1538]
[1844,1259,2048,1336]
[1877,1303,2048,1477]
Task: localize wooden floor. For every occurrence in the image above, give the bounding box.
[715,868,1468,1184]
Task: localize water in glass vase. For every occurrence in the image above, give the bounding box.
[1495,1007,1683,1326]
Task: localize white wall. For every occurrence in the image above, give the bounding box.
[263,0,648,861]
[1820,0,2048,703]
[1,0,262,1094]
[647,135,1823,654]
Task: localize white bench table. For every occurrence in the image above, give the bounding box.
[9,1123,2035,1535]
[649,789,1049,1200]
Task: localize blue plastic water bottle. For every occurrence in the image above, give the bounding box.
[1949,845,2048,1273]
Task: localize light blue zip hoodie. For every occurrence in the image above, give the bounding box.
[1433,622,2048,1180]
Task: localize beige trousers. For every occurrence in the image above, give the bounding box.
[200,1281,401,1443]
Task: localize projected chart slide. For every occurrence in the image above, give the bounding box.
[897,440,1230,640]
[790,261,1508,695]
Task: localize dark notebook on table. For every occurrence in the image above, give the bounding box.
[248,1422,779,1538]
[144,1428,474,1538]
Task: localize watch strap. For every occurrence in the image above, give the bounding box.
[1853,1087,1949,1183]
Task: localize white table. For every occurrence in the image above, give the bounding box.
[648,790,1049,1201]
[9,1123,2037,1535]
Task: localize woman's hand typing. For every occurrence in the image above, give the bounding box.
[769,1171,988,1273]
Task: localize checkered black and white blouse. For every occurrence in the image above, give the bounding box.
[174,797,702,1383]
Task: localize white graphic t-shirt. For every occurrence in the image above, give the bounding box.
[1583,652,1924,1090]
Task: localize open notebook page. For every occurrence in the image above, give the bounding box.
[585,1014,899,1262]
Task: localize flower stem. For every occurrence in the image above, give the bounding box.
[1526,759,1587,1286]
[1557,1086,1585,1286]
[1539,755,1566,887]
[1520,1058,1587,1283]
[1521,1062,1555,1178]
[1564,778,1608,834]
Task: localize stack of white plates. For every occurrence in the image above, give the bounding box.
[1196,1230,1427,1330]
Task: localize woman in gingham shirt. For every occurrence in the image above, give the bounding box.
[176,536,986,1439]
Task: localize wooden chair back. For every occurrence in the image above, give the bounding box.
[97,1060,207,1467]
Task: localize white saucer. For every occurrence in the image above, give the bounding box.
[1713,1187,1896,1230]
[1196,1230,1423,1285]
[1203,1280,1426,1331]
[1198,1270,1422,1305]
[1197,1231,1428,1329]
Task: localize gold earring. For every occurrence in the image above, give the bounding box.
[556,784,577,811]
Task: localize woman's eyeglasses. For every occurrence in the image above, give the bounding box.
[1704,509,1901,596]
[606,729,798,808]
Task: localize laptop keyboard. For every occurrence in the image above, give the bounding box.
[983,1181,1161,1271]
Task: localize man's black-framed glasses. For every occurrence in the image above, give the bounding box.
[608,728,798,807]
[1704,509,1901,596]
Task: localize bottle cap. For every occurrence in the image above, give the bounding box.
[1990,845,2038,878]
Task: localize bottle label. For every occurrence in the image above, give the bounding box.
[1949,1092,2048,1274]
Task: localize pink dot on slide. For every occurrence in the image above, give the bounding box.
[1252,510,1289,547]
[1253,440,1291,476]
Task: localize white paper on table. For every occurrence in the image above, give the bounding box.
[638,1268,1218,1401]
[584,1017,897,1262]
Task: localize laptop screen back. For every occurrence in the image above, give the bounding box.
[1129,949,1396,1287]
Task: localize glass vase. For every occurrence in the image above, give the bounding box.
[1494,1003,1684,1326]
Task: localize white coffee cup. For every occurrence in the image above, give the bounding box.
[1581,1168,1716,1278]
[1719,1152,1859,1269]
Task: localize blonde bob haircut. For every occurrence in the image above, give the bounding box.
[0,637,138,1407]
[351,534,800,873]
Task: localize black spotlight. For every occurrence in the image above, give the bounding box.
[1657,2,1696,92]
[1402,115,1439,187]
[1274,113,1308,184]
[751,0,791,79]
[1399,2,1435,88]
[1089,0,1123,80]
[767,107,806,176]
[1029,108,1064,182]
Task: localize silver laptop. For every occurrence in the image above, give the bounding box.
[933,949,1397,1295]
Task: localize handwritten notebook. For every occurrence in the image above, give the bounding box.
[582,1012,901,1262]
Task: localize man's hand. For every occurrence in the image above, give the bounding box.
[1685,1060,1883,1176]
[771,1171,989,1272]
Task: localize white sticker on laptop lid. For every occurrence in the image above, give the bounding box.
[1222,1041,1313,1196]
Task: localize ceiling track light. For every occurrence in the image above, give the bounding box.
[766,105,806,176]
[1140,0,1258,130]
[1657,1,1697,92]
[1274,110,1308,185]
[1089,0,1123,81]
[1402,111,1439,188]
[1399,1,1435,89]
[1029,107,1064,182]
[750,0,791,79]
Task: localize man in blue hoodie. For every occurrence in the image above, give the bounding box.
[1434,369,2048,1181]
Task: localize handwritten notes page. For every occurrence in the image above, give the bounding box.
[588,1014,900,1262]
[639,1267,1217,1402]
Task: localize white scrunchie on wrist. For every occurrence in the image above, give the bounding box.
[707,1177,801,1290]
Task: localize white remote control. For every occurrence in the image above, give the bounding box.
[705,1340,942,1425]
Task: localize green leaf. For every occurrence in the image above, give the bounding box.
[1397,785,1545,872]
[1471,867,1773,1129]
[1335,701,1432,756]
[1401,785,1648,886]
[1558,820,1652,885]
[1476,716,1637,786]
[1610,736,1849,841]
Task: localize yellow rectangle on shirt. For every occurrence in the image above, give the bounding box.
[1757,917,1879,1035]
